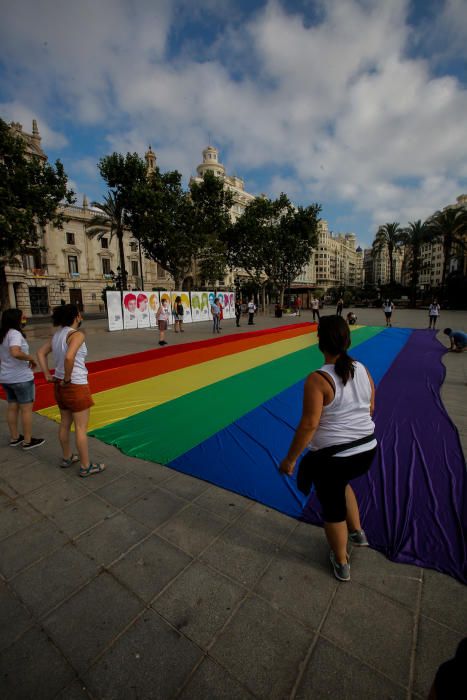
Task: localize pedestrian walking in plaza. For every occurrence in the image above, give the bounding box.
[336,297,344,316]
[444,328,467,353]
[211,297,221,333]
[428,300,440,329]
[235,300,242,327]
[280,315,377,582]
[37,304,104,477]
[311,296,320,322]
[248,298,256,325]
[173,296,184,333]
[156,298,170,345]
[383,299,394,327]
[294,297,302,316]
[0,309,45,450]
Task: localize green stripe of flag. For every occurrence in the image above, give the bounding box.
[91,326,383,463]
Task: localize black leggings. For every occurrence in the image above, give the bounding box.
[300,447,377,522]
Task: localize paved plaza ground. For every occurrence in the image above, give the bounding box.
[0,308,466,699]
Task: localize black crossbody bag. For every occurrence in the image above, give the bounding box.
[296,433,376,495]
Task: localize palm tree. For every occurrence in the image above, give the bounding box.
[425,207,467,288]
[86,192,127,288]
[372,222,404,286]
[400,220,428,304]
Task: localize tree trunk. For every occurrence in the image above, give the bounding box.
[0,265,10,311]
[261,285,266,312]
[279,287,285,306]
[388,243,395,286]
[441,237,450,290]
[117,228,127,290]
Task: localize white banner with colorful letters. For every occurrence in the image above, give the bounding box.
[107,290,235,330]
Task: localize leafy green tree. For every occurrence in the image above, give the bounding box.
[0,117,75,308]
[263,200,320,303]
[190,172,233,285]
[127,170,234,289]
[227,194,320,306]
[86,192,126,284]
[400,219,429,305]
[425,207,467,288]
[95,153,148,289]
[372,222,404,286]
[125,168,196,288]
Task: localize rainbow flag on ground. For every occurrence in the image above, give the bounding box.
[34,323,467,582]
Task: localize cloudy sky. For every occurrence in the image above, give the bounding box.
[1,0,466,246]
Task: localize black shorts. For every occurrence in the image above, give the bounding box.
[384,312,392,318]
[300,447,377,522]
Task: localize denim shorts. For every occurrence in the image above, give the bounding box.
[2,380,35,404]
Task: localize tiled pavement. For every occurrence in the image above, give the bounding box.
[0,318,466,699]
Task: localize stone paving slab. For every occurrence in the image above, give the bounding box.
[210,594,312,699]
[110,534,192,604]
[82,610,202,700]
[321,582,415,687]
[0,625,75,699]
[0,311,466,699]
[43,572,144,674]
[178,657,256,700]
[295,636,407,700]
[152,560,247,648]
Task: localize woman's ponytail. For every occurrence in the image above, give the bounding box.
[318,316,356,385]
[334,350,355,386]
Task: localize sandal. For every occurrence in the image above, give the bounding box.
[79,462,106,478]
[60,454,80,468]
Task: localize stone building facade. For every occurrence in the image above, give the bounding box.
[5,198,170,315]
[313,221,364,291]
[4,123,171,315]
[362,245,405,288]
[417,194,467,290]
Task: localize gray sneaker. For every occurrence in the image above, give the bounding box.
[349,529,369,546]
[330,551,350,581]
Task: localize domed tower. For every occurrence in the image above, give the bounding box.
[145,145,156,175]
[196,145,225,179]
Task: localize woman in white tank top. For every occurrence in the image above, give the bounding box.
[280,316,377,582]
[37,304,105,478]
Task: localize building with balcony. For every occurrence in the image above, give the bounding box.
[4,123,172,315]
[313,221,364,292]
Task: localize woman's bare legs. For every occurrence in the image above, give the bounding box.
[345,485,362,532]
[6,402,19,439]
[19,403,33,443]
[73,408,90,467]
[58,408,73,459]
[324,486,362,564]
[324,522,348,564]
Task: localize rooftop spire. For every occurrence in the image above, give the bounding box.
[32,119,40,139]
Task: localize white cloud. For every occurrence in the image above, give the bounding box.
[0,101,68,149]
[1,0,466,245]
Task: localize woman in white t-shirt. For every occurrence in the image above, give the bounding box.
[280,315,376,582]
[383,299,394,327]
[428,299,440,329]
[37,304,104,478]
[156,298,170,345]
[0,309,44,450]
